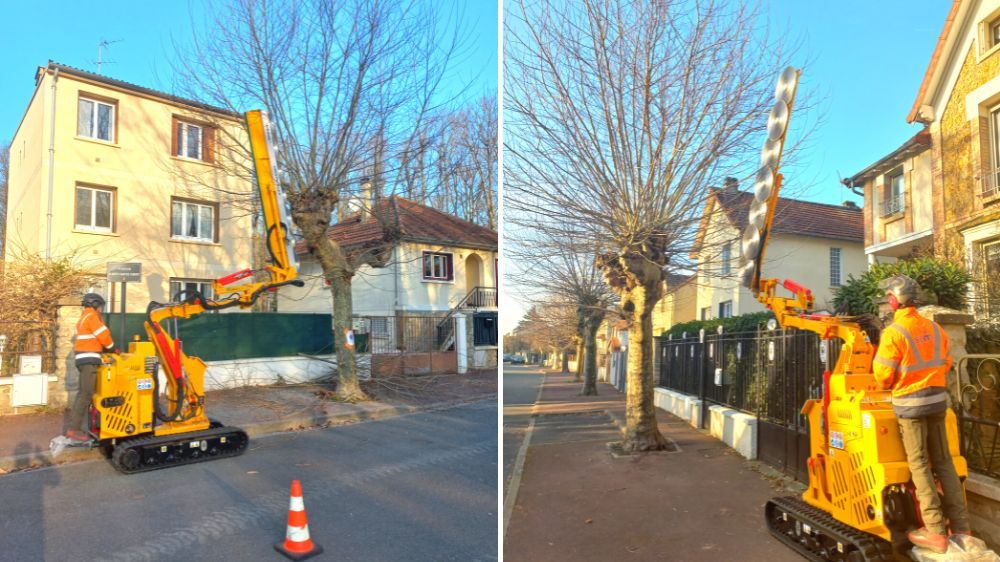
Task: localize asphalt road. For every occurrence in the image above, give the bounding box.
[502,365,544,496]
[0,400,497,562]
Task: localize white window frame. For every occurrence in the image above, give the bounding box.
[177,121,204,161]
[829,247,842,287]
[422,251,453,281]
[171,199,216,242]
[169,279,214,302]
[78,97,115,142]
[75,185,114,233]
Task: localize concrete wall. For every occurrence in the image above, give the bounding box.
[5,68,254,311]
[5,73,46,256]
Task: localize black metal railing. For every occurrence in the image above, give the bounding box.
[880,194,905,217]
[461,286,498,309]
[957,355,1000,479]
[656,328,829,418]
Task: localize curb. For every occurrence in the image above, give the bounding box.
[0,393,497,475]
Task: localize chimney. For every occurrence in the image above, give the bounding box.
[723,177,739,191]
[843,201,858,209]
[359,176,373,222]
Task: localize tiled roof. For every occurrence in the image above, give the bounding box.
[41,61,241,118]
[295,196,497,255]
[713,189,864,243]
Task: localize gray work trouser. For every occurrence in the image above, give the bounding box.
[68,363,98,432]
[898,413,971,535]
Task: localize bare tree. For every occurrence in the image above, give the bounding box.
[171,0,468,401]
[508,235,614,395]
[505,0,788,451]
[397,95,498,228]
[516,303,577,371]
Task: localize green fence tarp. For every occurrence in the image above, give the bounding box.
[106,312,335,362]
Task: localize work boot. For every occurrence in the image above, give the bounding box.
[65,429,90,443]
[908,528,948,554]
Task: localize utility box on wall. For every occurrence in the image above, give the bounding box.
[12,374,48,407]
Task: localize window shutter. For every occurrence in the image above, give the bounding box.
[204,126,215,163]
[171,117,179,156]
[214,203,220,243]
[447,254,454,281]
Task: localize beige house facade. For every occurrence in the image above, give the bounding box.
[4,62,254,312]
[846,130,935,264]
[278,197,498,316]
[692,187,866,319]
[902,0,1000,320]
[651,274,697,335]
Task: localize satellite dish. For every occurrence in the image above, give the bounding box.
[767,100,790,142]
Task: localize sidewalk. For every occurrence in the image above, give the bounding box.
[504,371,803,562]
[0,371,497,474]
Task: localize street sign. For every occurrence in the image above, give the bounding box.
[107,262,142,283]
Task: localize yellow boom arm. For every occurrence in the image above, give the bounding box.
[142,110,303,421]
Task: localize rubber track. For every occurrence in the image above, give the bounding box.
[766,496,900,561]
[111,425,248,474]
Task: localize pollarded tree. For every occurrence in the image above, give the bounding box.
[505,0,790,451]
[171,0,470,400]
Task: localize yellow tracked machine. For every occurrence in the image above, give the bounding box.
[85,110,303,473]
[743,68,967,560]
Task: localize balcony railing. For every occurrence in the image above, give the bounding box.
[880,195,905,217]
[461,286,498,309]
[980,167,1000,198]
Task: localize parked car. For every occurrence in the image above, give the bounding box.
[503,354,516,363]
[509,355,526,365]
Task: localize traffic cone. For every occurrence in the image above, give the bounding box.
[275,480,324,560]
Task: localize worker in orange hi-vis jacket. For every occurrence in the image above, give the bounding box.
[872,274,971,554]
[66,293,118,442]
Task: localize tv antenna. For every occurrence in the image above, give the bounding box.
[94,38,122,74]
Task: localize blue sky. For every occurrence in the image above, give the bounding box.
[766,0,952,205]
[0,1,498,142]
[500,0,955,335]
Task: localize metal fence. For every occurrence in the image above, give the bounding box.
[957,355,1000,479]
[354,315,457,376]
[353,315,451,354]
[657,328,837,418]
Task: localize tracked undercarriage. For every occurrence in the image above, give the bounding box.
[766,496,900,562]
[106,423,249,474]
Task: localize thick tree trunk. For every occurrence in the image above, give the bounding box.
[330,274,367,402]
[581,315,600,396]
[561,350,569,373]
[621,284,668,452]
[574,338,583,382]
